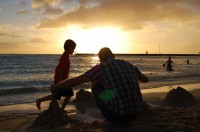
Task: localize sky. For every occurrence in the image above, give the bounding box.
[0,0,200,54]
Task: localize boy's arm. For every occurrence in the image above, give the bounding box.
[51,74,91,95]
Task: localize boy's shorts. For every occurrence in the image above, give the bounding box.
[53,88,74,100]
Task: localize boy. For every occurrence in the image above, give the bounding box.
[36,39,76,112]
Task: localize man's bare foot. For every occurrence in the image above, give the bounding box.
[36,99,41,110]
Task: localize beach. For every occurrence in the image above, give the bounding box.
[1,0,200,130]
[1,83,200,132]
[0,54,200,131]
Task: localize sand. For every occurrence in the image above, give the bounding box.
[1,83,200,132]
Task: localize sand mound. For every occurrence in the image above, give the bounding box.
[76,89,94,101]
[163,86,197,106]
[72,89,96,111]
[30,99,69,128]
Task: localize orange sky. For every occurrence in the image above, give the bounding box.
[0,0,200,54]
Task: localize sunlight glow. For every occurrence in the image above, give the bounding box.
[59,26,131,54]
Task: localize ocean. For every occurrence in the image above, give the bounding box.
[0,54,200,106]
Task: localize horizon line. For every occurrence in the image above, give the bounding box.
[0,53,200,56]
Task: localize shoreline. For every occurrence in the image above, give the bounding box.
[140,78,200,89]
[0,82,199,107]
[0,82,200,131]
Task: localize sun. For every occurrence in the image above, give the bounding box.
[59,26,130,54]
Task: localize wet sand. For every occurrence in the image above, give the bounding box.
[0,83,200,131]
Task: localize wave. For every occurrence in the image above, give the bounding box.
[0,87,50,95]
[148,73,200,81]
[0,83,91,96]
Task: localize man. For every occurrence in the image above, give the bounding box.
[51,47,148,124]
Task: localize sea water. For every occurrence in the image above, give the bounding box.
[0,54,199,106]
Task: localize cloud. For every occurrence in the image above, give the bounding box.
[11,1,27,7]
[32,0,60,8]
[44,5,63,15]
[0,41,26,49]
[36,0,200,30]
[20,1,27,6]
[0,31,20,37]
[0,25,21,38]
[28,38,49,43]
[0,32,10,36]
[0,38,50,50]
[16,9,28,15]
[0,41,37,54]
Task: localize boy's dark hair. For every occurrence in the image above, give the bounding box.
[98,47,113,62]
[64,39,76,51]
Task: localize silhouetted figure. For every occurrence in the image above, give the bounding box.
[187,59,189,64]
[51,47,148,125]
[36,39,76,112]
[166,56,173,71]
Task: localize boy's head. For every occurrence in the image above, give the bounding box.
[98,47,115,62]
[64,39,76,54]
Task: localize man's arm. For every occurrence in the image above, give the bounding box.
[50,74,91,95]
[135,67,148,83]
[139,73,148,83]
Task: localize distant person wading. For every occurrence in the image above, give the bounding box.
[166,57,173,71]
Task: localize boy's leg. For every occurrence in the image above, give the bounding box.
[61,96,71,111]
[36,95,53,110]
